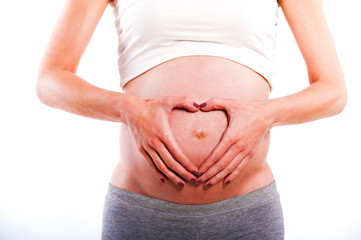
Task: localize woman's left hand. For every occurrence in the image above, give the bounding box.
[195,97,274,187]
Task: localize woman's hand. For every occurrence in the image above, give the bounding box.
[196,97,274,187]
[124,94,200,188]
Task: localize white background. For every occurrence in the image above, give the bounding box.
[0,0,360,239]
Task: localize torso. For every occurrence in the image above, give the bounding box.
[110,55,275,204]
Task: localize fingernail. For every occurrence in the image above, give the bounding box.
[199,102,207,108]
[193,102,200,108]
[190,179,196,183]
[206,183,213,188]
[192,171,200,177]
[225,180,231,185]
[196,180,203,185]
[160,178,166,183]
[178,182,185,188]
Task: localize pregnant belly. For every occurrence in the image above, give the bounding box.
[169,109,228,167]
[117,108,272,204]
[112,56,274,204]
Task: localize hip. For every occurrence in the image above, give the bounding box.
[102,180,284,240]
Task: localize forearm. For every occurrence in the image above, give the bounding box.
[36,69,133,124]
[266,80,347,128]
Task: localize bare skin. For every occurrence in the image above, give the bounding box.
[114,55,274,203]
[36,0,347,204]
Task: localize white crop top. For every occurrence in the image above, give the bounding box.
[112,0,280,91]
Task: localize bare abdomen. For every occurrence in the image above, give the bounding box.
[112,56,274,204]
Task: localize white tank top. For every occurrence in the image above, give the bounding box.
[111,0,280,91]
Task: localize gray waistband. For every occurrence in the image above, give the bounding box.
[106,181,280,217]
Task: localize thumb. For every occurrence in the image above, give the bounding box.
[199,97,227,112]
[169,96,200,112]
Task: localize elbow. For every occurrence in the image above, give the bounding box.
[35,70,54,107]
[35,74,47,105]
[36,61,47,104]
[332,84,348,116]
[336,92,347,115]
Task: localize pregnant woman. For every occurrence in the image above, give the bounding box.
[36,0,347,239]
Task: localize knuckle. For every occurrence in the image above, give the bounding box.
[235,141,246,150]
[248,149,256,158]
[181,96,190,108]
[160,131,172,141]
[212,153,222,163]
[244,156,251,165]
[161,96,171,106]
[163,158,176,169]
[157,164,168,173]
[224,134,235,144]
[215,175,223,182]
[143,144,151,153]
[204,157,216,168]
[233,167,242,176]
[218,161,228,170]
[225,161,236,172]
[212,174,224,184]
[148,137,158,148]
[209,97,216,105]
[224,166,235,175]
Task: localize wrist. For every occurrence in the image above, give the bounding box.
[116,93,145,126]
[259,98,286,129]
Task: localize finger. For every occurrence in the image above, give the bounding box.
[224,154,251,185]
[197,143,240,184]
[199,97,231,112]
[161,132,199,175]
[168,96,200,112]
[144,145,186,188]
[156,142,197,182]
[198,128,236,174]
[204,151,246,188]
[139,146,167,183]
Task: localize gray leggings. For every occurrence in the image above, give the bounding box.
[102,181,284,240]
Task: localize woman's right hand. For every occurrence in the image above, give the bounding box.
[123,94,200,188]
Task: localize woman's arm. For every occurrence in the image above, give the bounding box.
[36,0,124,122]
[267,0,347,126]
[36,0,199,187]
[196,0,347,186]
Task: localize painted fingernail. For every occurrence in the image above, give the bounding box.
[199,102,207,108]
[160,178,166,183]
[206,183,213,188]
[192,171,200,177]
[196,180,203,185]
[190,179,196,183]
[178,182,185,188]
[193,102,200,108]
[225,180,231,185]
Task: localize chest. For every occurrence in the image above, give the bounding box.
[114,0,279,43]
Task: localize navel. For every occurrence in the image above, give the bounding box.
[192,129,208,140]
